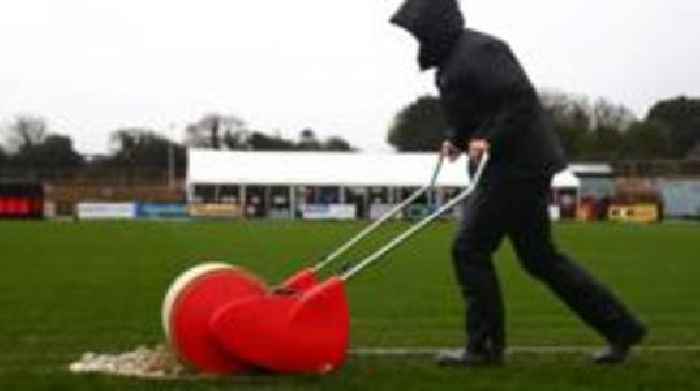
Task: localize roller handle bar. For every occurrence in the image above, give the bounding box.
[341,153,488,281]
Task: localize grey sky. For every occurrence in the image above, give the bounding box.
[1,0,698,154]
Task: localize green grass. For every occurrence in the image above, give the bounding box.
[0,220,699,390]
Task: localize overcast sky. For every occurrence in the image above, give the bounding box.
[1,0,698,154]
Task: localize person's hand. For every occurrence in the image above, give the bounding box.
[469,139,490,161]
[441,140,462,163]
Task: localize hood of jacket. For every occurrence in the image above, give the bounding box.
[390,0,465,70]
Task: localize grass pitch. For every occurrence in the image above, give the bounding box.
[0,220,699,390]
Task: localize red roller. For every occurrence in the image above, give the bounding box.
[161,263,268,374]
[210,277,350,374]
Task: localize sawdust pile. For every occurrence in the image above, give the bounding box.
[69,345,194,379]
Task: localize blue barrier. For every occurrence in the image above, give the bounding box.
[659,180,700,218]
[137,203,188,218]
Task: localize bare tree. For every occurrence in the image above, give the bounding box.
[3,115,47,153]
[185,113,247,149]
[539,90,592,130]
[593,98,637,132]
[539,90,592,158]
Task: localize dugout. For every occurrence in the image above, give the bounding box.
[0,182,44,219]
[186,150,581,219]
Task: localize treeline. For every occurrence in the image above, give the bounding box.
[3,93,699,182]
[0,113,355,181]
[183,114,355,152]
[388,93,700,161]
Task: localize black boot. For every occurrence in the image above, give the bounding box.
[436,349,504,367]
[593,322,648,365]
[592,345,632,364]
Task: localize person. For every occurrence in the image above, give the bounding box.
[390,0,647,366]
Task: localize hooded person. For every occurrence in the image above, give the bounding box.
[390,0,647,367]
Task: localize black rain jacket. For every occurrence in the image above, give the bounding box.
[391,0,567,180]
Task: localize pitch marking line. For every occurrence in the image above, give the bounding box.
[350,346,700,356]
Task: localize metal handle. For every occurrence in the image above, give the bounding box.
[312,153,446,273]
[341,152,488,281]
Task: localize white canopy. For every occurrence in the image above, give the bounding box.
[187,150,580,189]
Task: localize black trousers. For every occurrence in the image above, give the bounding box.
[452,176,645,353]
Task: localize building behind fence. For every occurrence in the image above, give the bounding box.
[1,152,699,221]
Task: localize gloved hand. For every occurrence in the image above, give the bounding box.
[468,139,490,162]
[441,140,462,162]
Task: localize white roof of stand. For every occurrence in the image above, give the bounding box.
[187,150,580,189]
[568,163,613,176]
